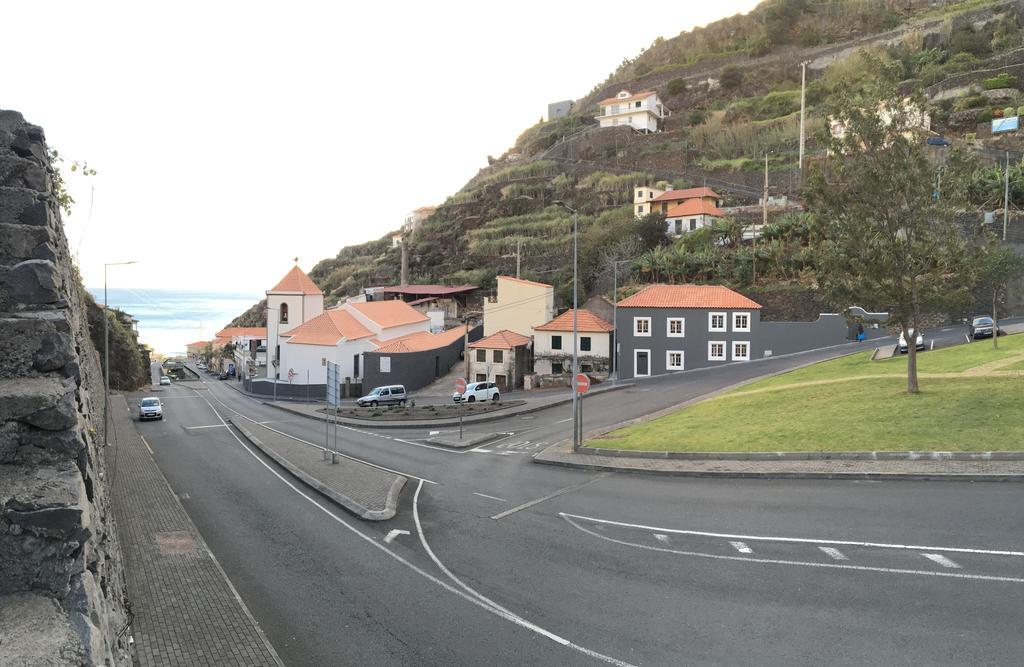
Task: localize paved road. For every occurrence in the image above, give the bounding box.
[129,340,1024,665]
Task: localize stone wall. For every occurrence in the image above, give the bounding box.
[0,110,132,664]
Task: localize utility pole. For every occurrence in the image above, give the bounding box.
[1004,151,1010,241]
[516,237,522,279]
[463,318,470,382]
[799,61,807,180]
[554,201,580,451]
[400,238,409,285]
[756,153,768,285]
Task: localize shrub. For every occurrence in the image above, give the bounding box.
[944,52,978,72]
[984,73,1018,90]
[1006,107,1017,118]
[688,109,708,125]
[977,109,993,123]
[720,65,743,90]
[954,94,987,111]
[635,62,652,77]
[1018,106,1024,117]
[667,77,687,96]
[965,132,977,141]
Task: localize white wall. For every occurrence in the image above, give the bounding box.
[533,330,611,358]
[278,337,377,385]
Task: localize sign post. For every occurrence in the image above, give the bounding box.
[326,362,340,463]
[454,377,467,440]
[573,374,590,451]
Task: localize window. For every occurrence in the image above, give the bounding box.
[580,337,591,352]
[634,317,651,336]
[733,312,751,332]
[638,190,644,199]
[493,350,504,363]
[380,356,391,373]
[689,218,697,231]
[666,351,684,370]
[708,341,726,361]
[551,335,562,350]
[476,349,486,362]
[732,341,750,361]
[279,303,289,324]
[674,219,682,235]
[667,318,685,337]
[638,204,645,214]
[581,363,593,373]
[552,361,564,374]
[709,312,726,332]
[635,100,641,108]
[476,373,486,382]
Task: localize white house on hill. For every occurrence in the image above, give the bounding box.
[595,90,669,133]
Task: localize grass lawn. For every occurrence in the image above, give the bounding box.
[597,334,1024,453]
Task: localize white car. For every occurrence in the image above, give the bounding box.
[452,381,500,403]
[138,397,163,421]
[898,329,925,353]
[159,375,171,386]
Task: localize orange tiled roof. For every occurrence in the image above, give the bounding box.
[497,275,552,289]
[652,187,720,203]
[534,309,613,333]
[212,336,232,347]
[413,206,436,214]
[283,309,374,346]
[373,327,465,354]
[598,90,657,106]
[347,300,429,328]
[664,199,725,218]
[215,327,267,339]
[186,340,210,348]
[268,266,322,295]
[469,329,531,349]
[617,285,762,309]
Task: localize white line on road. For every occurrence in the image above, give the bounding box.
[383,529,410,544]
[554,417,574,424]
[473,492,507,502]
[654,534,671,544]
[922,553,961,569]
[563,516,1024,585]
[819,547,848,561]
[559,512,1024,557]
[184,424,227,430]
[141,435,153,455]
[491,474,611,520]
[730,541,753,554]
[965,333,971,343]
[470,448,493,453]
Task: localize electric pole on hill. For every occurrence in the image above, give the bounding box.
[1004,151,1010,241]
[799,61,807,182]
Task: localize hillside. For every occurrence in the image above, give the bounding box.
[233,0,1024,323]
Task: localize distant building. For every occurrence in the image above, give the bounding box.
[548,100,575,121]
[633,185,665,217]
[402,206,436,238]
[532,309,614,385]
[595,90,669,133]
[483,276,554,338]
[468,329,531,390]
[265,265,325,380]
[664,198,726,236]
[216,327,268,378]
[647,187,722,216]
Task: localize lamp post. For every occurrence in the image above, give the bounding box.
[265,305,279,403]
[611,258,633,384]
[553,201,580,450]
[103,261,137,447]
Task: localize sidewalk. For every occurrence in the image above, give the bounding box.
[534,440,1024,481]
[107,395,282,666]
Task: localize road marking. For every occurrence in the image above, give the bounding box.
[473,492,507,502]
[555,417,574,424]
[491,474,611,520]
[470,448,493,453]
[930,340,935,351]
[965,334,971,343]
[414,481,633,666]
[141,435,154,455]
[730,541,753,554]
[654,533,670,544]
[922,553,961,569]
[563,516,1024,585]
[384,529,410,544]
[819,546,848,561]
[184,424,227,430]
[559,512,1024,557]
[428,430,440,436]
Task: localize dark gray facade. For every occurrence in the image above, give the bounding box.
[615,307,762,379]
[547,99,574,120]
[362,325,482,393]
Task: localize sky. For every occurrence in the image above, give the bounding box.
[4,0,761,292]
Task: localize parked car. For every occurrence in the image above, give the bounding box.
[898,328,925,353]
[159,375,171,386]
[452,381,500,403]
[926,135,951,146]
[138,397,163,421]
[356,385,408,407]
[218,372,229,380]
[969,316,1003,339]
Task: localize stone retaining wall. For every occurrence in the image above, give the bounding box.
[0,110,131,664]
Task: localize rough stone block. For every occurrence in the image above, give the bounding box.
[0,155,49,192]
[4,259,62,305]
[0,223,53,265]
[0,593,85,664]
[0,186,51,227]
[0,377,78,430]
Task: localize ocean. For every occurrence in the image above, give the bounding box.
[86,288,262,356]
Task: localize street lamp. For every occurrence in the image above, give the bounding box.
[553,200,580,451]
[611,258,633,384]
[103,261,137,447]
[265,305,279,403]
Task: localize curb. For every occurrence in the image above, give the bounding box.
[573,447,1024,462]
[230,418,405,521]
[264,382,636,429]
[425,432,504,449]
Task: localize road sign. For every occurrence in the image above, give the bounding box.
[574,374,590,394]
[326,361,340,407]
[454,377,467,394]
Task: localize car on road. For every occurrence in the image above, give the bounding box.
[452,381,500,403]
[159,375,171,386]
[138,397,163,421]
[218,372,229,380]
[969,316,1003,339]
[898,328,925,353]
[356,385,407,407]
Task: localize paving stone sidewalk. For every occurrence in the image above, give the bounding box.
[107,395,282,666]
[534,439,1024,481]
[230,418,406,520]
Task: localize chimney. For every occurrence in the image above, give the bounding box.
[400,239,409,285]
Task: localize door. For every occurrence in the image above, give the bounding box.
[434,356,440,378]
[353,354,360,379]
[634,349,650,377]
[494,376,507,393]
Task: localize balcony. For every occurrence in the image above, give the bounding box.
[597,103,668,119]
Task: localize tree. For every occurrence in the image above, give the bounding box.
[720,65,743,90]
[633,212,669,250]
[806,86,975,394]
[667,77,687,96]
[975,235,1024,349]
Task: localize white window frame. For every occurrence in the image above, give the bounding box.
[380,356,391,373]
[732,311,751,333]
[634,349,651,377]
[732,341,750,361]
[633,317,651,337]
[666,317,685,338]
[708,341,727,362]
[666,350,685,371]
[708,312,727,333]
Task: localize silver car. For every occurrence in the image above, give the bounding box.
[138,397,163,421]
[356,385,408,407]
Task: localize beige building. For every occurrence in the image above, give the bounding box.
[468,329,531,390]
[483,276,554,337]
[532,309,614,384]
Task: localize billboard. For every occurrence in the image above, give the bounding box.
[992,116,1019,133]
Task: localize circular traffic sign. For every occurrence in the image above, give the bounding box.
[454,377,467,394]
[574,374,590,394]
